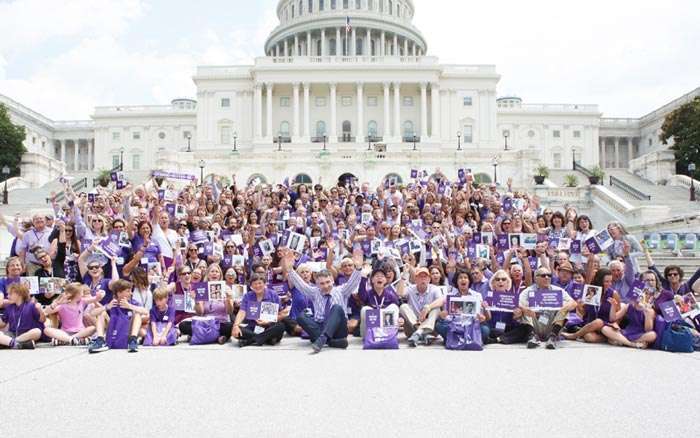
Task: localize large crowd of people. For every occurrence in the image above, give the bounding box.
[0,169,698,353]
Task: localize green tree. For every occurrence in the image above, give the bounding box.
[660,96,700,179]
[0,103,27,178]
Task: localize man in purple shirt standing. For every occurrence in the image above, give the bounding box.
[283,247,364,354]
[17,214,52,275]
[399,267,444,347]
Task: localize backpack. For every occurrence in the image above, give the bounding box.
[661,321,695,353]
[445,317,483,351]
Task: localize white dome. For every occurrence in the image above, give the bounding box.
[265,0,427,57]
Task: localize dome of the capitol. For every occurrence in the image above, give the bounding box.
[265,0,427,57]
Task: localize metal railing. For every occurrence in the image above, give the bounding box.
[403,136,422,143]
[610,175,652,200]
[573,160,593,178]
[46,177,88,204]
[338,135,356,143]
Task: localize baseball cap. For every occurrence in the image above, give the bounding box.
[415,267,430,277]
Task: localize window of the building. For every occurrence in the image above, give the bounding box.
[573,130,581,138]
[132,154,141,170]
[342,96,353,106]
[464,125,473,143]
[368,120,378,137]
[343,0,349,8]
[331,0,337,9]
[329,39,337,55]
[316,97,327,107]
[158,132,166,140]
[379,0,383,12]
[316,121,327,136]
[319,0,324,11]
[183,130,191,139]
[291,4,295,17]
[389,0,393,15]
[553,153,562,169]
[342,120,352,134]
[280,97,291,107]
[367,96,378,106]
[403,96,414,106]
[280,121,290,136]
[220,126,232,144]
[553,130,561,138]
[356,38,363,55]
[369,0,374,10]
[112,155,120,169]
[463,96,472,106]
[403,121,414,138]
[294,173,313,184]
[221,98,231,108]
[648,138,652,147]
[132,132,141,140]
[355,0,361,8]
[112,132,120,141]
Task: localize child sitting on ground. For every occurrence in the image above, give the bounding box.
[0,283,46,349]
[44,283,99,346]
[88,279,148,354]
[143,287,177,346]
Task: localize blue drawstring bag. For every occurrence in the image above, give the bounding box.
[661,321,694,353]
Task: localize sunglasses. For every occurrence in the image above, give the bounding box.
[668,272,680,277]
[494,277,508,282]
[88,265,101,270]
[65,229,74,232]
[181,271,192,275]
[537,273,553,278]
[188,248,198,252]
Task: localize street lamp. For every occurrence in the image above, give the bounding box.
[233,131,238,152]
[2,165,10,205]
[119,147,125,171]
[198,160,205,186]
[323,135,328,151]
[492,156,499,185]
[690,163,697,202]
[277,133,282,152]
[457,131,462,151]
[503,130,509,151]
[367,136,372,151]
[186,133,192,152]
[412,134,417,151]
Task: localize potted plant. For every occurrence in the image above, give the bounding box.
[564,174,579,188]
[589,166,605,185]
[96,169,111,187]
[534,164,550,185]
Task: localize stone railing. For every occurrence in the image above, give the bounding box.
[590,185,671,226]
[256,55,439,66]
[1,176,32,192]
[19,152,66,188]
[667,174,700,193]
[498,103,599,113]
[629,150,676,184]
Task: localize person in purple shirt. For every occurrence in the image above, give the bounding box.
[0,283,45,349]
[357,269,401,338]
[88,279,148,353]
[552,261,574,290]
[78,246,119,308]
[232,274,286,347]
[609,242,638,302]
[469,266,490,298]
[432,270,491,343]
[645,248,700,296]
[562,268,620,344]
[144,288,177,346]
[283,247,364,354]
[601,295,657,349]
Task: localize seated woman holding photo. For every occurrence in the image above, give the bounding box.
[562,268,620,343]
[232,274,286,347]
[357,268,401,338]
[432,269,491,344]
[601,298,656,349]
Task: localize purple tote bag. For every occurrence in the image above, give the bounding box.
[363,327,399,350]
[105,310,131,349]
[446,319,483,351]
[190,318,220,345]
[143,322,178,346]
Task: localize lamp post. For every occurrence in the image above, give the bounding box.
[323,135,328,151]
[367,136,372,151]
[198,160,205,187]
[232,132,238,152]
[119,147,125,171]
[492,156,499,185]
[277,133,282,152]
[503,130,509,151]
[690,162,697,202]
[2,165,10,205]
[412,134,417,151]
[186,133,192,152]
[457,131,462,151]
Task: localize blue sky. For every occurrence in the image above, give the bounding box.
[1,0,698,120]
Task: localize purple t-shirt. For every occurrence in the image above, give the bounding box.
[82,275,112,305]
[240,289,280,328]
[2,302,44,334]
[149,304,175,324]
[358,281,400,308]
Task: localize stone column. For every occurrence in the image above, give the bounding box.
[329,83,337,142]
[284,39,289,56]
[431,83,440,141]
[393,34,398,55]
[73,140,79,171]
[254,83,263,140]
[393,82,401,141]
[420,82,427,139]
[403,38,408,56]
[366,28,371,56]
[293,82,300,141]
[412,42,416,56]
[274,45,279,57]
[87,139,93,170]
[307,32,311,56]
[628,137,634,160]
[380,31,385,56]
[383,82,392,138]
[351,27,357,56]
[294,34,299,56]
[60,139,66,163]
[614,137,620,168]
[356,82,364,142]
[266,83,274,139]
[336,28,341,56]
[303,82,311,140]
[321,29,326,56]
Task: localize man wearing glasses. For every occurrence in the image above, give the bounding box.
[17,214,53,275]
[518,267,577,349]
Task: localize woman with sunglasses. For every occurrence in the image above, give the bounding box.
[644,248,700,296]
[74,211,108,246]
[161,266,196,325]
[131,221,166,274]
[78,242,120,326]
[484,270,525,344]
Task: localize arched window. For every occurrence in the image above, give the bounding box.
[316,39,322,56]
[356,38,363,55]
[291,4,295,17]
[338,173,357,186]
[247,174,268,186]
[371,39,376,56]
[367,120,378,137]
[342,121,352,134]
[316,121,327,137]
[330,39,337,55]
[355,0,361,8]
[389,0,393,15]
[343,0,349,9]
[319,0,325,11]
[308,0,313,13]
[331,0,337,9]
[300,0,304,15]
[403,120,414,138]
[294,173,313,184]
[280,121,290,137]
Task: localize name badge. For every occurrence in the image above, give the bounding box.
[162,316,169,321]
[116,257,124,266]
[253,326,265,335]
[495,321,506,331]
[538,314,549,325]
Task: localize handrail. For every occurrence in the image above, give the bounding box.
[46,177,88,204]
[609,175,652,200]
[573,161,593,178]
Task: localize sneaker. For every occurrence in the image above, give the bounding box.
[238,338,253,348]
[328,338,349,349]
[127,336,138,353]
[527,335,540,349]
[423,334,437,346]
[217,336,228,345]
[88,337,108,354]
[311,335,327,354]
[545,335,558,350]
[16,340,35,350]
[407,332,422,348]
[70,337,81,346]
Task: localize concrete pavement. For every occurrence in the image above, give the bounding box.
[1,337,698,437]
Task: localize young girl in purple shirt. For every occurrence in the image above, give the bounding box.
[144,288,177,346]
[0,283,46,349]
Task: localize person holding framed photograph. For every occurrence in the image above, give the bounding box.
[433,270,491,345]
[232,274,285,347]
[357,269,401,338]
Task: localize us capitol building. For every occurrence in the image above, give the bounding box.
[3,0,699,188]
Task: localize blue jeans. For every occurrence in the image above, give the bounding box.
[435,318,490,341]
[297,305,348,343]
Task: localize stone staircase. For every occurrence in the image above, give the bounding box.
[604,169,700,216]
